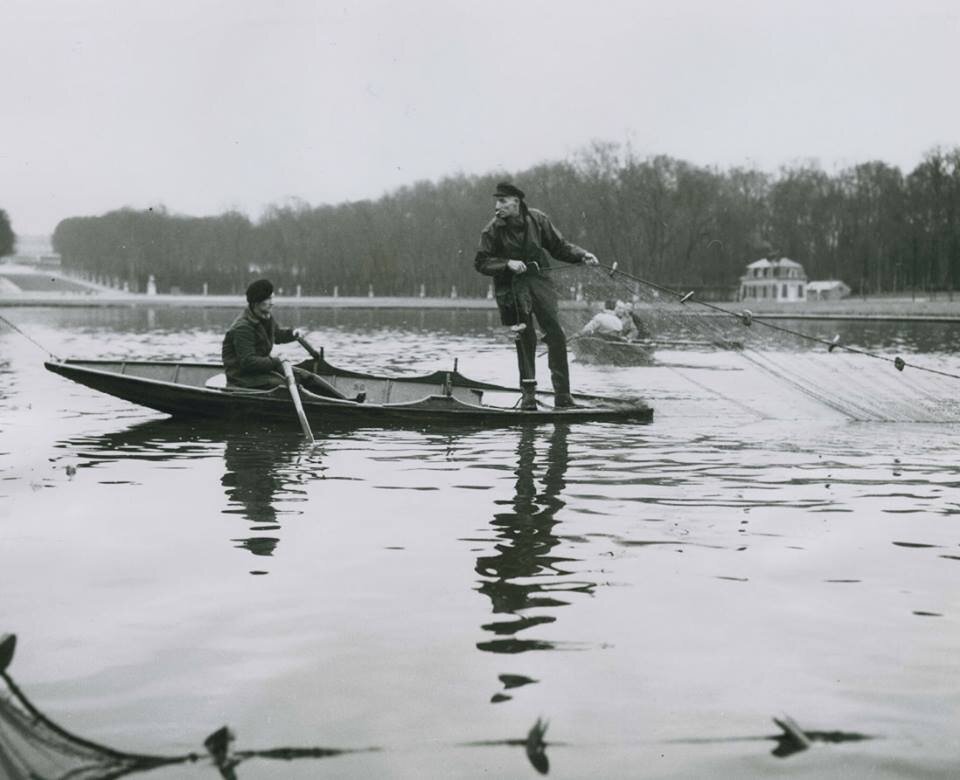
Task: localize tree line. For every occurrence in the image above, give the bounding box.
[51,144,960,298]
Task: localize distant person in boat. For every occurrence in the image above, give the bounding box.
[614,300,651,341]
[614,300,650,341]
[222,279,364,402]
[580,300,624,340]
[475,182,599,410]
[614,301,638,340]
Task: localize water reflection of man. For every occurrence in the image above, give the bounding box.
[221,431,305,563]
[475,424,592,699]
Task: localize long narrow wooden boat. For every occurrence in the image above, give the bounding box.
[44,352,653,425]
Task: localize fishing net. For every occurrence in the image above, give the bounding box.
[0,635,194,780]
[541,263,960,423]
[0,633,875,774]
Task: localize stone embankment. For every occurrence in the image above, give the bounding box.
[2,265,960,320]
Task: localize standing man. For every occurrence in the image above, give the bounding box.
[222,279,363,401]
[475,182,599,409]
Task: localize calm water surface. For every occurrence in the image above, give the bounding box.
[1,307,958,778]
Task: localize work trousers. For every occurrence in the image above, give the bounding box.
[512,274,571,395]
[232,366,346,399]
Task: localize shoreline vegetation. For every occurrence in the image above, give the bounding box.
[41,145,960,303]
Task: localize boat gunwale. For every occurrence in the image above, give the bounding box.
[47,357,625,403]
[43,359,653,421]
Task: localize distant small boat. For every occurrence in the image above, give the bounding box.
[45,353,653,426]
[639,338,743,351]
[571,336,742,366]
[570,336,655,366]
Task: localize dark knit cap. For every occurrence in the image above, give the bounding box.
[245,278,274,305]
[493,182,525,200]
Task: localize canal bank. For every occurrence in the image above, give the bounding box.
[4,291,960,322]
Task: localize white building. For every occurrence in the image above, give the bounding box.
[806,280,851,300]
[738,257,807,302]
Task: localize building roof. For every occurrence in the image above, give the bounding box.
[745,257,804,269]
[806,280,850,291]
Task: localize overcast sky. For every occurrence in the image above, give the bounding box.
[1,0,957,236]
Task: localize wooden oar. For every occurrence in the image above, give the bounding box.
[296,334,322,362]
[294,334,355,401]
[282,362,315,443]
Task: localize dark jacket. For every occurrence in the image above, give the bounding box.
[222,308,296,387]
[475,208,588,324]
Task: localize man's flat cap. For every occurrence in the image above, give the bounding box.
[246,278,274,305]
[493,182,525,199]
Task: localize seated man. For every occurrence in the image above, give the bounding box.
[222,279,363,402]
[614,301,638,340]
[614,300,650,341]
[579,299,624,340]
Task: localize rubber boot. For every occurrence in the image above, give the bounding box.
[520,380,538,411]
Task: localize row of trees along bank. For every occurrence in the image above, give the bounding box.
[51,144,960,298]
